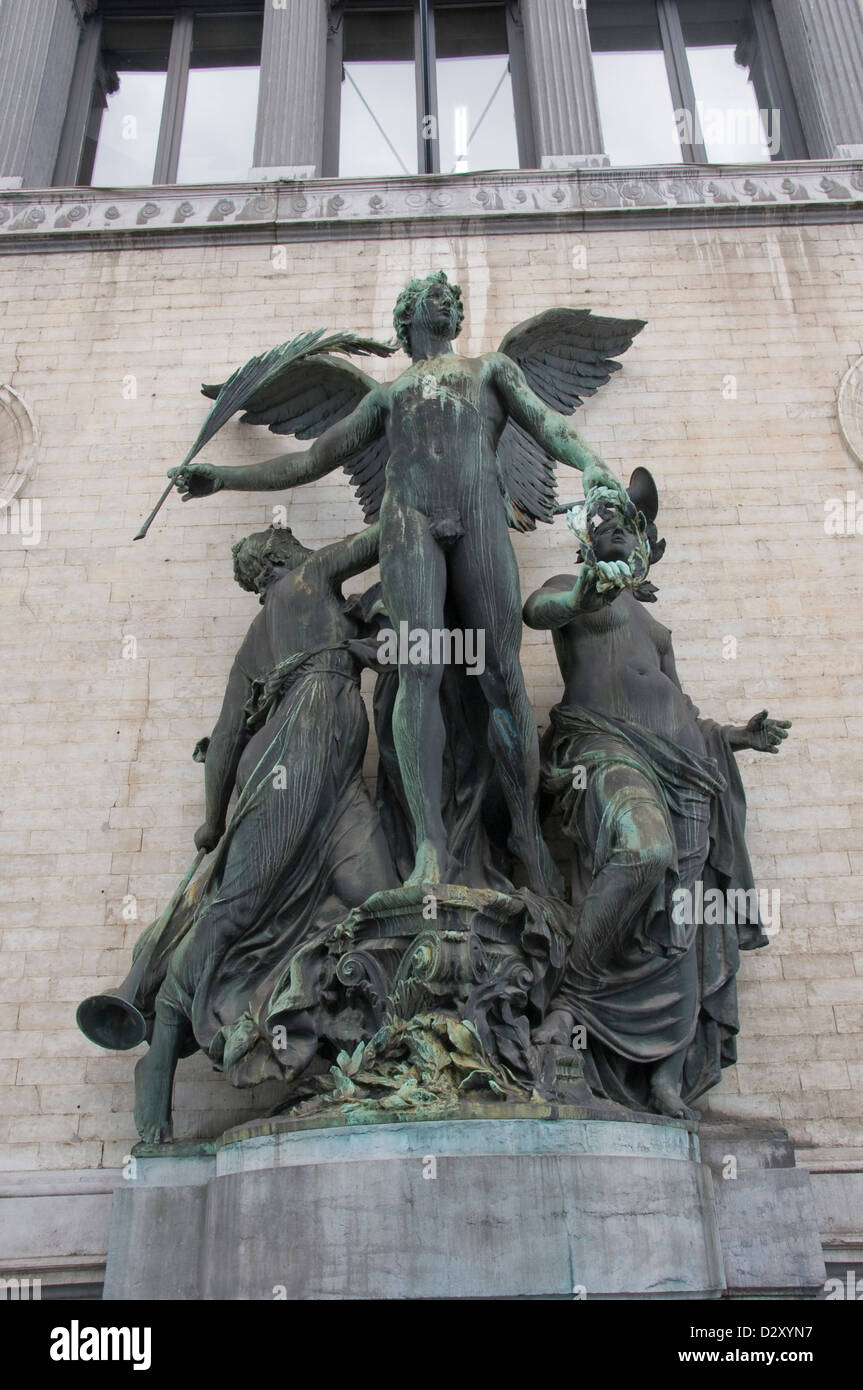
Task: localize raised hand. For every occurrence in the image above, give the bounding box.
[169,461,224,500]
[593,558,634,595]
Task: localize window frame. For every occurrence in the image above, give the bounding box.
[325,0,535,179]
[54,3,265,189]
[589,0,807,166]
[52,0,809,190]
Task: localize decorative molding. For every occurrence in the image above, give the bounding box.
[0,162,861,253]
[838,356,863,468]
[0,385,39,511]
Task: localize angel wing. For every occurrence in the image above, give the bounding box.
[200,330,397,522]
[496,308,646,531]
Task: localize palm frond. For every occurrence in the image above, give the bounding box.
[188,331,396,466]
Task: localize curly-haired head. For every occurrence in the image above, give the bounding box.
[393,270,464,354]
[232,525,311,598]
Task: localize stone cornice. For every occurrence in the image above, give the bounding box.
[0,161,861,254]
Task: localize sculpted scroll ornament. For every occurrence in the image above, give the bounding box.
[838,355,863,467]
[0,385,38,512]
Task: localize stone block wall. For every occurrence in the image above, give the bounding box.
[0,221,861,1179]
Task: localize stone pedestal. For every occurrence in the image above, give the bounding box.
[103,1109,826,1301]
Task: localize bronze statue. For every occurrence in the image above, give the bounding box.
[524,472,790,1118]
[98,524,398,1142]
[83,284,795,1137]
[167,274,645,895]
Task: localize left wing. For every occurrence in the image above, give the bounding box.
[496,308,646,530]
[201,330,397,522]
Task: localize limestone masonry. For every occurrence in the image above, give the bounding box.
[1,221,862,1281]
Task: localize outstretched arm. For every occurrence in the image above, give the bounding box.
[659,644,790,752]
[196,660,251,850]
[491,355,623,494]
[310,523,380,585]
[523,563,631,629]
[172,389,388,497]
[523,576,583,630]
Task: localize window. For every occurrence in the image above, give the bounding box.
[433,5,519,175]
[76,9,263,187]
[339,7,419,177]
[587,0,806,166]
[176,16,263,183]
[82,19,172,187]
[331,0,529,178]
[589,4,683,167]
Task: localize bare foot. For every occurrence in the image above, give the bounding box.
[534,1008,576,1046]
[134,1052,174,1144]
[649,1082,697,1122]
[404,839,447,888]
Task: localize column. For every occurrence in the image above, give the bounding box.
[0,0,94,189]
[520,0,607,169]
[251,0,331,180]
[772,0,863,158]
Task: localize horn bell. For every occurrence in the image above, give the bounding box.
[76,990,148,1050]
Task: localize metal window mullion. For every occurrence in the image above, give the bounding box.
[323,1,345,178]
[506,0,537,169]
[656,0,706,164]
[54,14,102,186]
[417,0,439,174]
[749,0,807,160]
[153,9,193,186]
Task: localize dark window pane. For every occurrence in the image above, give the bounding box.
[85,19,172,186]
[434,5,518,173]
[340,7,418,177]
[176,14,263,183]
[678,1,775,161]
[588,2,682,166]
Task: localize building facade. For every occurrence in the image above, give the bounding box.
[0,0,862,1296]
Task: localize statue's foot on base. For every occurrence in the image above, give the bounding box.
[403,839,447,888]
[533,1008,576,1046]
[649,1083,697,1122]
[134,1052,174,1144]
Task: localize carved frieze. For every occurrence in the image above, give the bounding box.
[0,162,860,252]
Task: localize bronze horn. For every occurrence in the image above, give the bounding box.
[76,947,153,1051]
[76,849,206,1050]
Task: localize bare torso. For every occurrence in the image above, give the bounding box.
[551,584,706,756]
[235,562,359,684]
[382,352,507,516]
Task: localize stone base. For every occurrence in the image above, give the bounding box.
[248,165,317,181]
[103,1109,826,1301]
[540,154,611,170]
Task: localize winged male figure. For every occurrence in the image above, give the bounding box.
[170,273,644,893]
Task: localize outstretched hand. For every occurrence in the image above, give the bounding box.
[169,461,223,500]
[583,462,628,507]
[730,710,792,754]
